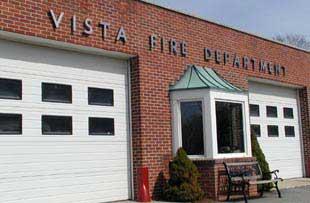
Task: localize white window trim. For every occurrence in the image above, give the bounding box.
[176,98,206,159]
[171,88,252,160]
[171,89,210,158]
[210,89,252,159]
[213,99,249,159]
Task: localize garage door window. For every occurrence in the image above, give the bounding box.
[88,87,114,106]
[180,101,204,155]
[216,101,245,154]
[0,78,22,100]
[0,113,22,134]
[285,126,295,137]
[89,117,114,136]
[42,83,72,103]
[267,125,279,137]
[284,108,294,119]
[251,124,261,137]
[250,104,260,117]
[266,106,278,118]
[42,115,72,135]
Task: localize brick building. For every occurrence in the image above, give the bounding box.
[0,0,309,202]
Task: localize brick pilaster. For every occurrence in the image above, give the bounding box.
[300,87,310,177]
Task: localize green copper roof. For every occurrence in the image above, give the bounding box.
[170,65,243,92]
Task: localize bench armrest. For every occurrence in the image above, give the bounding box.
[263,170,283,180]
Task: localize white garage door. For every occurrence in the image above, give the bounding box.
[249,82,303,179]
[0,39,131,203]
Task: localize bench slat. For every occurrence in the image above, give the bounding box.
[225,161,258,166]
[249,179,282,184]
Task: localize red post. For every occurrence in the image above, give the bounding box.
[137,167,151,202]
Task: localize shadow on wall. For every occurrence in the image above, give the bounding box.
[152,171,167,200]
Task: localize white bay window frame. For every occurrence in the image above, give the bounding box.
[171,88,252,159]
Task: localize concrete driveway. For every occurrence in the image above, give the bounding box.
[229,186,310,203]
[119,179,310,203]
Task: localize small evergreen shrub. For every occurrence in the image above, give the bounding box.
[164,148,204,202]
[251,131,273,190]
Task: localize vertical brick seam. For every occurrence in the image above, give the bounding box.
[300,88,310,177]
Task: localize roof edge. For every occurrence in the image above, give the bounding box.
[139,0,310,54]
[169,65,244,92]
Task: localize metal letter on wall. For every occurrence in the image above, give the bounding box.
[267,62,273,75]
[243,56,249,69]
[49,10,64,29]
[150,34,157,51]
[116,27,127,43]
[224,52,230,65]
[71,15,77,33]
[99,22,110,40]
[170,39,177,55]
[181,41,187,57]
[83,18,93,35]
[259,60,268,73]
[274,64,281,76]
[215,50,221,64]
[233,55,240,68]
[204,48,212,61]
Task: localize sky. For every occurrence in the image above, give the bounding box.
[144,0,310,40]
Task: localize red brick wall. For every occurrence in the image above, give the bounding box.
[0,0,309,200]
[300,88,310,177]
[194,157,257,200]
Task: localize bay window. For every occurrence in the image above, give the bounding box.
[171,87,251,159]
[180,101,204,155]
[170,66,251,159]
[216,101,245,154]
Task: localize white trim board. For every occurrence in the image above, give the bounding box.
[0,30,134,60]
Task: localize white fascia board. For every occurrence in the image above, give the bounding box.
[0,30,134,60]
[248,77,304,89]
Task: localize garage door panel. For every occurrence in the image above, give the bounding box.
[0,40,131,202]
[0,63,128,86]
[0,68,128,88]
[0,152,128,164]
[249,82,303,178]
[0,163,129,177]
[0,184,128,202]
[0,172,129,191]
[0,143,128,154]
[259,149,302,156]
[4,189,130,203]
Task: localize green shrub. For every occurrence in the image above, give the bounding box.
[251,131,273,190]
[164,148,204,202]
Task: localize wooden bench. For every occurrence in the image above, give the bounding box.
[223,161,283,203]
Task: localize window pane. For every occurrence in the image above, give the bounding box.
[180,101,204,155]
[0,78,22,100]
[216,101,245,154]
[285,126,295,137]
[42,115,72,135]
[88,87,113,106]
[251,124,261,137]
[250,104,260,117]
[266,106,278,118]
[42,83,72,103]
[0,113,22,134]
[267,125,279,137]
[284,108,294,119]
[89,117,114,136]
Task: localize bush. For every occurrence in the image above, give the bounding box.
[251,132,272,190]
[164,148,204,202]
